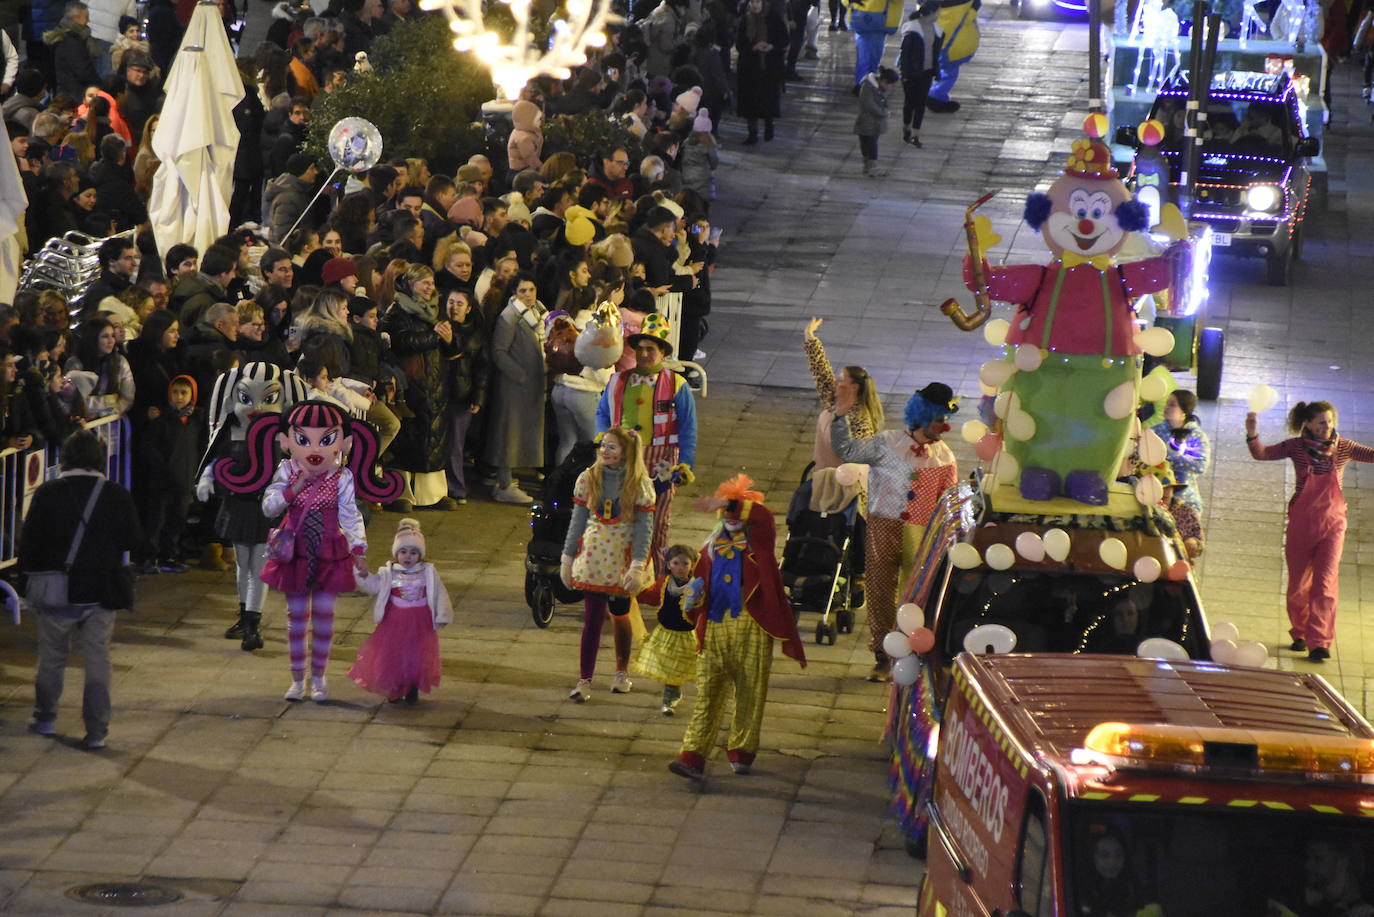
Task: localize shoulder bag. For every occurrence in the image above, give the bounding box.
[25,478,106,609]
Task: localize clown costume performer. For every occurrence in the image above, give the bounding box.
[216,401,402,700]
[561,427,657,701]
[349,518,453,703]
[828,384,958,682]
[631,544,704,715]
[199,362,309,651]
[1247,401,1374,663]
[668,476,806,781]
[596,313,696,575]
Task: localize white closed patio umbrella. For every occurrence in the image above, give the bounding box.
[0,119,29,304]
[148,0,245,259]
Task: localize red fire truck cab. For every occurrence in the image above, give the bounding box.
[919,653,1374,916]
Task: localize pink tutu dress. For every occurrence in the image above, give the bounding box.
[349,563,449,699]
[260,467,362,595]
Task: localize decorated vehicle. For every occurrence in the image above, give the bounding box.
[884,473,1221,855]
[917,652,1374,916]
[1118,70,1320,286]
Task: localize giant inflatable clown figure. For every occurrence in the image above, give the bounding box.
[961,134,1175,505]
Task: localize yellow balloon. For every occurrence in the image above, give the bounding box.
[985,543,1015,570]
[993,390,1021,419]
[982,318,1010,347]
[1103,381,1136,420]
[1134,327,1176,357]
[1043,528,1071,562]
[992,449,1019,482]
[980,359,1016,389]
[1006,410,1037,442]
[949,542,982,569]
[1139,373,1168,403]
[1099,537,1128,570]
[961,420,988,444]
[1135,474,1163,507]
[1248,384,1279,413]
[1138,429,1167,466]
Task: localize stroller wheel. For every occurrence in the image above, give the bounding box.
[524,569,538,608]
[815,618,836,646]
[838,609,855,634]
[532,582,557,628]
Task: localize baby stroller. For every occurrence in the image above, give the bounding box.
[525,441,598,627]
[781,463,863,646]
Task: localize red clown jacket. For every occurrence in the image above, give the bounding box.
[689,502,807,667]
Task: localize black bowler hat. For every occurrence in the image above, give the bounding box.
[916,382,959,413]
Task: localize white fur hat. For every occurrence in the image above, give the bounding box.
[392,517,426,558]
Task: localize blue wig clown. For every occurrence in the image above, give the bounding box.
[905,382,960,433]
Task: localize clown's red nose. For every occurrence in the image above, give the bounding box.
[1077,218,1095,234]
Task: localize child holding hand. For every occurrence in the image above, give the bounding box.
[349,518,453,703]
[632,544,703,716]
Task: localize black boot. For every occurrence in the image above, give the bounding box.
[744,120,759,145]
[405,685,419,705]
[224,603,246,639]
[240,611,264,651]
[764,119,775,141]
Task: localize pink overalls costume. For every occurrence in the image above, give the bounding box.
[1249,434,1374,653]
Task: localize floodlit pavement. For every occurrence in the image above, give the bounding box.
[3,5,1374,914]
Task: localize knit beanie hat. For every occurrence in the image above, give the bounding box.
[692,108,711,133]
[322,257,357,286]
[392,517,426,559]
[674,86,702,115]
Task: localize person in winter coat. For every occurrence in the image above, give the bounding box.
[854,67,897,178]
[230,65,267,227]
[27,0,67,85]
[383,264,456,511]
[266,153,319,244]
[345,296,402,455]
[643,0,685,77]
[506,99,544,174]
[735,0,787,144]
[144,0,182,72]
[897,2,942,147]
[441,288,486,502]
[88,134,145,231]
[85,0,136,67]
[680,109,719,199]
[483,274,547,505]
[45,2,101,98]
[690,27,730,135]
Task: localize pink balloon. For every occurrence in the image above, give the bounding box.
[909,628,936,655]
[1166,560,1190,581]
[975,433,1003,462]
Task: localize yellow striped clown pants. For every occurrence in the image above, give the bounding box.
[679,611,774,758]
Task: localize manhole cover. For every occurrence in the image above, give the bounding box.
[67,883,183,907]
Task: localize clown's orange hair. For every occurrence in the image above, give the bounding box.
[714,474,765,505]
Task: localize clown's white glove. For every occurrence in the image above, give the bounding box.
[620,560,646,593]
[559,554,575,589]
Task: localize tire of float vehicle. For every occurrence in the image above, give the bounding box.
[1197,326,1224,402]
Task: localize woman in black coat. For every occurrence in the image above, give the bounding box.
[442,288,487,502]
[382,264,455,511]
[125,310,182,427]
[735,0,788,144]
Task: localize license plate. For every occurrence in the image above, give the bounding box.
[1211,233,1232,247]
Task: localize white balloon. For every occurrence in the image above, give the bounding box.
[980,359,1017,389]
[896,603,924,634]
[982,318,1011,347]
[1209,621,1240,643]
[979,381,999,397]
[964,623,1017,655]
[1099,537,1128,570]
[1211,638,1238,665]
[1134,474,1164,507]
[1248,384,1279,413]
[961,420,988,444]
[883,630,914,660]
[1015,531,1045,562]
[1138,429,1167,466]
[1139,373,1169,403]
[985,543,1015,570]
[1235,640,1269,668]
[1133,556,1162,583]
[1006,410,1037,442]
[1136,637,1189,661]
[1043,528,1072,562]
[991,449,1019,482]
[1013,344,1043,372]
[891,654,921,686]
[949,542,982,569]
[993,390,1021,419]
[1134,326,1176,357]
[1104,380,1137,420]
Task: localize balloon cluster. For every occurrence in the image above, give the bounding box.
[1208,621,1270,668]
[882,603,935,687]
[947,529,1189,581]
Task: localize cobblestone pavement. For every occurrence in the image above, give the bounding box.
[2,5,1374,915]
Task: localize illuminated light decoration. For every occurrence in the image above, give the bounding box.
[418,0,615,100]
[1082,722,1374,782]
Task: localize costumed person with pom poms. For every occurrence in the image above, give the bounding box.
[827,384,958,682]
[668,476,806,782]
[215,401,403,700]
[349,518,453,704]
[631,544,703,716]
[197,362,309,651]
[1247,401,1374,663]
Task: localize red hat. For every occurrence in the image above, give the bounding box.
[322,257,357,286]
[1064,138,1118,180]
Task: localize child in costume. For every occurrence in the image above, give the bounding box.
[216,401,402,700]
[1150,389,1211,521]
[632,544,703,716]
[561,427,657,701]
[198,362,309,650]
[1247,401,1374,663]
[349,518,453,703]
[669,476,807,781]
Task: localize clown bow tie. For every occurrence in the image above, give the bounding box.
[628,372,657,386]
[1060,251,1115,271]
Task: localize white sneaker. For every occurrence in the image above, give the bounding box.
[569,678,592,702]
[310,676,329,702]
[611,671,633,694]
[493,483,533,505]
[284,680,306,701]
[693,349,707,360]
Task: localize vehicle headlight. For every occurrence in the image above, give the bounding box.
[1246,185,1281,212]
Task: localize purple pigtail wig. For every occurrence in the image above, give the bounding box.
[216,413,284,495]
[349,416,404,502]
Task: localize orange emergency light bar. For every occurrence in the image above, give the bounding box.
[1083,722,1374,782]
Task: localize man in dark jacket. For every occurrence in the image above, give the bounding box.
[89,134,147,231]
[144,0,183,72]
[79,236,137,314]
[264,96,311,179]
[266,152,318,244]
[171,244,237,327]
[22,429,141,750]
[110,51,162,143]
[340,0,382,57]
[44,1,100,98]
[632,206,696,297]
[179,301,240,397]
[2,68,47,130]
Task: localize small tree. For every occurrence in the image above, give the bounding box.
[540,113,644,172]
